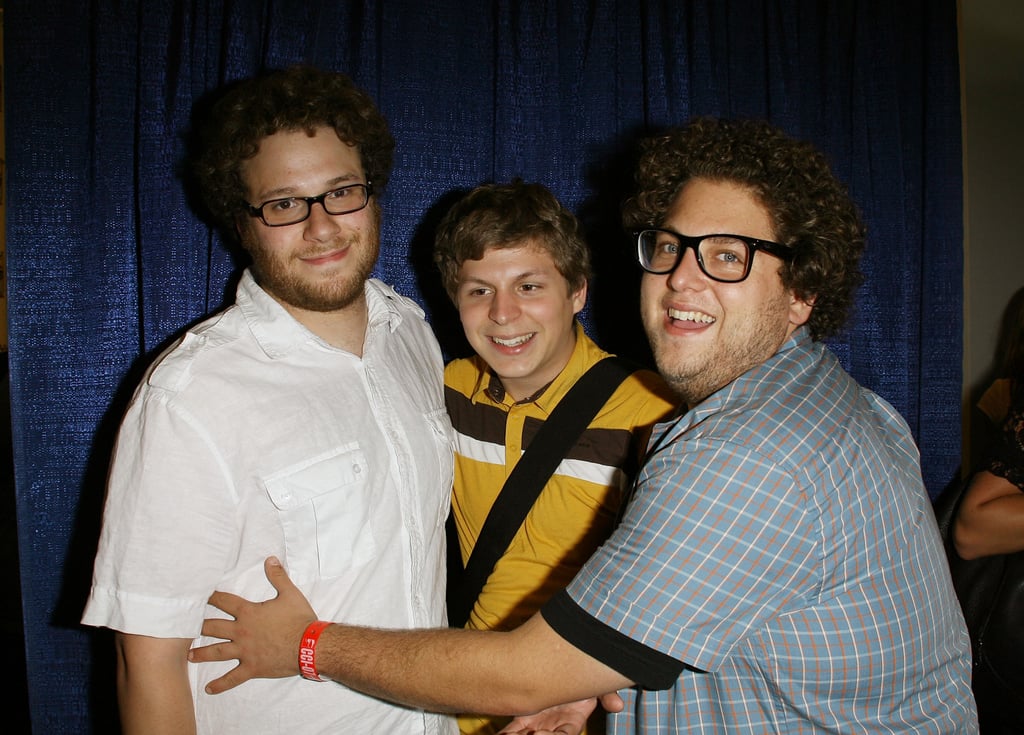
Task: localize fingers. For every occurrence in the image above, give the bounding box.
[191,557,314,696]
[202,663,250,695]
[264,555,293,593]
[206,557,291,614]
[498,699,594,735]
[263,555,317,619]
[188,639,235,664]
[598,691,625,713]
[207,589,247,617]
[187,642,249,694]
[198,617,238,642]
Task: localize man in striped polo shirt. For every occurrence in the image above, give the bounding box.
[193,119,978,734]
[434,180,676,734]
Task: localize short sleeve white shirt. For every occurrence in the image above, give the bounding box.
[82,270,457,734]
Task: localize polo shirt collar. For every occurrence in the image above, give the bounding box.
[471,321,597,414]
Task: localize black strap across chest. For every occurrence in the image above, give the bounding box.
[447,355,636,628]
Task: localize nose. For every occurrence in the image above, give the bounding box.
[488,289,519,325]
[666,246,707,291]
[303,201,342,241]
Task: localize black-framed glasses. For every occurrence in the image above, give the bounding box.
[246,182,374,227]
[634,228,791,283]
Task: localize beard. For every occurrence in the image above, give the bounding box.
[644,288,793,406]
[244,210,381,313]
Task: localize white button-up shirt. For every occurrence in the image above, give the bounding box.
[83,270,456,734]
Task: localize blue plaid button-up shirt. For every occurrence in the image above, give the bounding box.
[546,328,977,733]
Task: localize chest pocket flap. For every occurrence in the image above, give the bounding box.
[262,443,374,580]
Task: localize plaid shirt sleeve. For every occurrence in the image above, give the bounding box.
[564,430,817,674]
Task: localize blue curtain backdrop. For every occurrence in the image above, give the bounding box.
[5,1,962,731]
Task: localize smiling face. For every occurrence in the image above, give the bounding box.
[237,126,380,321]
[641,178,812,405]
[455,242,587,402]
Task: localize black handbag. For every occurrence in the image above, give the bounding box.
[933,477,1024,733]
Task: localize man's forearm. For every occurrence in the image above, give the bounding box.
[194,556,633,713]
[310,614,625,715]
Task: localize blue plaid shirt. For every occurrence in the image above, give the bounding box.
[546,328,977,733]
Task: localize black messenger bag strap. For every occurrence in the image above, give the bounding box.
[447,356,636,628]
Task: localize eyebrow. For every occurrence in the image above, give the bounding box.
[458,268,557,288]
[255,173,363,202]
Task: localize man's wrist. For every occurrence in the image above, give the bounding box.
[298,620,332,682]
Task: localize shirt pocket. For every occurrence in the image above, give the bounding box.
[262,443,374,581]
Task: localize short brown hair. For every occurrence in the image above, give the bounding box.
[434,180,591,302]
[622,118,865,341]
[192,65,394,235]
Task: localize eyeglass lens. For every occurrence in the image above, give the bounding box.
[257,184,370,226]
[638,231,751,282]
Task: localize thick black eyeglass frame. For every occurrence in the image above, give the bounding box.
[633,228,792,283]
[246,182,374,227]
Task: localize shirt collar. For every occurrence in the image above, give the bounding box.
[673,325,813,431]
[237,270,407,359]
[363,278,411,334]
[470,322,600,414]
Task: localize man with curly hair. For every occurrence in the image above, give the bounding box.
[81,66,457,734]
[192,118,978,734]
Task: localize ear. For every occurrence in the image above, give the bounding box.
[571,280,588,316]
[788,291,814,328]
[234,214,253,251]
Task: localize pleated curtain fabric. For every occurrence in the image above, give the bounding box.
[4,1,962,730]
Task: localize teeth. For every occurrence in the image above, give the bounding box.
[668,309,715,324]
[492,334,533,347]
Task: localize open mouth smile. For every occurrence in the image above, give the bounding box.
[491,333,535,347]
[668,308,716,325]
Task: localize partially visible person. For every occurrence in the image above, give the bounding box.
[951,290,1024,734]
[190,117,978,734]
[958,284,1024,558]
[977,378,1014,430]
[435,181,677,734]
[951,367,1024,734]
[972,286,1024,460]
[955,379,1024,560]
[80,66,456,734]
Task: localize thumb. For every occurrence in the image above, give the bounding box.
[599,691,625,713]
[264,555,298,598]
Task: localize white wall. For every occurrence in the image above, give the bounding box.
[960,0,1024,468]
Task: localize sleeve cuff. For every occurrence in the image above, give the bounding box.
[540,589,690,690]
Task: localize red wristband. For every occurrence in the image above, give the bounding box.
[298,620,332,682]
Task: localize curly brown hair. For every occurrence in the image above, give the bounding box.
[622,118,865,341]
[434,180,591,302]
[192,65,394,236]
